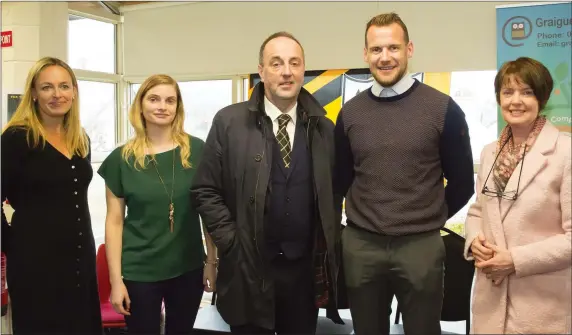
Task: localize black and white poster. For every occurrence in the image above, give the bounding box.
[7,94,22,121]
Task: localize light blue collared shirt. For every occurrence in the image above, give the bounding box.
[371,73,416,97]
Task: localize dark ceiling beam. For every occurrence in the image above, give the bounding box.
[98,1,121,15]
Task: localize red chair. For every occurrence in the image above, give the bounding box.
[96,244,127,329]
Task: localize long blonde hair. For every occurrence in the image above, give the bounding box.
[122,74,191,170]
[2,57,89,158]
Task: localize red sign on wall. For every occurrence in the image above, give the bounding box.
[1,31,13,48]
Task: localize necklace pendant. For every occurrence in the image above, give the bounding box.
[169,203,174,232]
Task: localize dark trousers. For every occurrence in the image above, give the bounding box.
[342,224,445,335]
[123,267,204,335]
[230,254,318,335]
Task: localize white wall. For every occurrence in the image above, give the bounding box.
[123,1,513,79]
[1,1,68,126]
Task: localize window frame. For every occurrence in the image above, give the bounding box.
[68,9,126,145]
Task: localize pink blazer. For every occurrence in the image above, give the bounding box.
[464,121,571,334]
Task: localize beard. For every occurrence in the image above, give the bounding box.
[371,63,408,87]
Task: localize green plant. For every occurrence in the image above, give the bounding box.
[442,222,465,236]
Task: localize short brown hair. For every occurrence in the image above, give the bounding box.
[258,31,305,65]
[365,12,409,46]
[494,57,554,111]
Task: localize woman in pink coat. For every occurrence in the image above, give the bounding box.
[464,57,571,334]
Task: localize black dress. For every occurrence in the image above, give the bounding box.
[1,127,102,334]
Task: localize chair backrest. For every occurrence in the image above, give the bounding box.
[96,244,111,304]
[441,227,475,322]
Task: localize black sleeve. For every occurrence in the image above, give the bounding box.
[440,98,475,218]
[1,128,28,253]
[190,112,236,256]
[333,109,354,222]
[86,132,91,163]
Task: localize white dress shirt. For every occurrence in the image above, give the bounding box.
[371,73,416,97]
[264,96,298,148]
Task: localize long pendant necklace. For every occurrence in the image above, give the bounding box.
[150,145,176,232]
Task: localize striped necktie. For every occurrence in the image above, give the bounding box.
[276,114,292,168]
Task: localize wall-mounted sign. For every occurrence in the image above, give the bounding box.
[1,31,12,48]
[8,94,22,121]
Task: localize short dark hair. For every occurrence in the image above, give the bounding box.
[365,12,410,46]
[258,31,305,65]
[494,57,554,111]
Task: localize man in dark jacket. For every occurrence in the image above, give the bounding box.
[190,31,343,334]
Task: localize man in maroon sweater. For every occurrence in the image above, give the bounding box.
[334,12,475,335]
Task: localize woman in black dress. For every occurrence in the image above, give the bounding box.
[1,57,102,334]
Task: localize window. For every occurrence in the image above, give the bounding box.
[68,15,116,73]
[129,80,234,141]
[450,71,498,165]
[179,80,233,140]
[69,12,120,249]
[77,81,116,247]
[243,77,250,101]
[78,81,116,162]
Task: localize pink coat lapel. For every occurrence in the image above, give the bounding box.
[499,123,558,220]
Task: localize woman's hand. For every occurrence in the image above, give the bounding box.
[110,281,131,316]
[203,262,217,292]
[471,232,494,263]
[475,242,516,285]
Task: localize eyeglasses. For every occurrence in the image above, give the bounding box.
[481,137,526,201]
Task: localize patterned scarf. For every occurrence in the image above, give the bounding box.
[493,116,546,192]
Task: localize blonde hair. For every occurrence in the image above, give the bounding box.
[122,74,191,170]
[2,57,89,158]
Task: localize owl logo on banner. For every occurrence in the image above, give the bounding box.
[511,22,526,39]
[341,72,424,105]
[501,16,533,47]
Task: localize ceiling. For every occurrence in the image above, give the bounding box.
[116,1,153,6]
[69,1,154,15]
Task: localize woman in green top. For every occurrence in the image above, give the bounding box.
[98,74,217,334]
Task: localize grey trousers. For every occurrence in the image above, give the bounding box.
[342,224,445,335]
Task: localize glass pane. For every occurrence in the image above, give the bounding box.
[243,77,250,101]
[77,80,116,249]
[89,162,106,248]
[68,15,116,73]
[78,81,116,162]
[450,70,498,164]
[179,80,233,140]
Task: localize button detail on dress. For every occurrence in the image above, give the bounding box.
[75,205,79,208]
[74,191,78,195]
[74,178,78,182]
[71,165,75,169]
